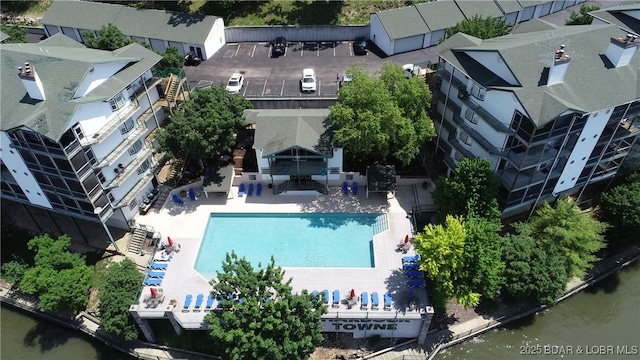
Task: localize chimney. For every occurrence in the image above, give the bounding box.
[605,33,639,67]
[547,44,571,86]
[18,62,46,101]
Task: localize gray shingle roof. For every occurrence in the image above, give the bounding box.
[517,0,550,7]
[589,3,640,36]
[1,34,162,141]
[455,0,505,19]
[494,0,524,14]
[437,24,640,126]
[374,6,430,39]
[511,17,558,34]
[41,0,219,45]
[415,1,466,32]
[0,31,9,42]
[245,109,333,157]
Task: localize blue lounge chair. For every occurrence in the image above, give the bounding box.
[238,183,245,197]
[403,262,420,271]
[183,294,193,311]
[342,181,349,195]
[248,183,254,196]
[256,183,263,196]
[361,292,369,309]
[311,290,319,297]
[194,294,204,310]
[402,254,420,263]
[322,289,330,305]
[147,270,165,278]
[205,294,215,311]
[188,187,196,201]
[144,277,162,286]
[371,292,380,310]
[150,261,167,270]
[332,290,340,308]
[171,194,184,206]
[384,292,392,310]
[407,279,427,288]
[352,181,358,195]
[405,270,424,279]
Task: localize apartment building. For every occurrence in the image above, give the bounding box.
[433,21,640,217]
[0,33,179,236]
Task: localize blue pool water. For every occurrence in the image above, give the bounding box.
[195,213,387,277]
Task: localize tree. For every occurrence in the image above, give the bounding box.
[447,15,509,40]
[157,86,252,160]
[501,234,569,305]
[329,62,434,165]
[98,259,143,340]
[0,23,27,43]
[601,173,640,246]
[413,215,467,311]
[565,5,599,25]
[155,46,185,71]
[19,234,93,312]
[204,252,326,360]
[432,157,501,223]
[516,198,607,278]
[456,216,505,302]
[83,23,132,51]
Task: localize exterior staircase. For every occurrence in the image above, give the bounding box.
[419,141,441,181]
[127,228,147,256]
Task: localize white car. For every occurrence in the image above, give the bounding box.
[226,73,244,93]
[301,68,316,92]
[402,64,424,79]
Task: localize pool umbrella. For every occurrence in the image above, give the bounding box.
[150,288,157,297]
[167,237,174,247]
[404,235,410,244]
[350,289,356,299]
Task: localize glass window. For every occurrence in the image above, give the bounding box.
[471,83,486,100]
[82,174,99,193]
[107,193,115,203]
[96,171,106,184]
[71,151,88,170]
[73,126,85,140]
[128,199,138,210]
[109,93,125,111]
[84,149,97,166]
[36,154,55,169]
[459,131,472,146]
[464,108,479,124]
[19,149,38,164]
[128,140,143,156]
[22,131,42,145]
[120,118,135,134]
[54,158,74,172]
[136,159,150,175]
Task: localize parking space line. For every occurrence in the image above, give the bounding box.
[281,80,285,96]
[268,45,272,58]
[234,44,240,57]
[284,44,287,57]
[317,42,320,56]
[251,45,256,58]
[318,80,321,95]
[349,44,352,57]
[334,43,336,57]
[301,43,303,57]
[242,81,248,97]
[261,80,268,96]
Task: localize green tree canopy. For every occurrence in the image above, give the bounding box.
[329,62,434,166]
[447,15,509,40]
[19,234,93,312]
[0,23,27,43]
[158,86,252,160]
[432,157,501,223]
[565,5,599,25]
[98,259,143,340]
[83,23,131,51]
[204,252,326,360]
[515,198,607,278]
[501,234,569,305]
[155,45,185,71]
[601,173,640,246]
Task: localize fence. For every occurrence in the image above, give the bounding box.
[224,25,369,43]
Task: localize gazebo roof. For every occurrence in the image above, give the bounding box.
[202,164,234,194]
[366,165,397,194]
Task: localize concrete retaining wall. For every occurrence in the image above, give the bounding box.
[225,25,369,43]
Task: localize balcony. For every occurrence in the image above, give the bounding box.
[500,167,561,191]
[269,160,328,176]
[438,68,467,92]
[113,170,156,209]
[82,99,140,146]
[132,77,162,100]
[505,145,571,171]
[445,102,508,157]
[94,118,147,169]
[103,146,153,190]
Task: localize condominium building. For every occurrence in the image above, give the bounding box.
[0,34,184,235]
[433,21,640,217]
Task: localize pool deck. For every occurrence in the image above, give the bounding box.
[133,183,434,328]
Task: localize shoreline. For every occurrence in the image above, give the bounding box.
[2,246,638,360]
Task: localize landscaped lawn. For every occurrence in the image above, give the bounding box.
[192,0,409,26]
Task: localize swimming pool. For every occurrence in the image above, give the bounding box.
[194,213,387,277]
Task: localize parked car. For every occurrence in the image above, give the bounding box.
[301,68,316,92]
[272,37,286,57]
[225,73,244,93]
[184,51,201,66]
[402,63,424,79]
[339,73,353,89]
[353,37,368,55]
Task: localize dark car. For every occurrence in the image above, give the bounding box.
[184,51,201,66]
[272,37,287,57]
[354,37,368,55]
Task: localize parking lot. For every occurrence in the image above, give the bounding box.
[184,40,390,98]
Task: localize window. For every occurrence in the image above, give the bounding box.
[128,199,139,210]
[119,118,135,134]
[136,159,150,175]
[459,131,473,146]
[73,125,85,140]
[261,167,270,174]
[96,171,106,184]
[330,167,340,174]
[346,174,354,181]
[109,93,125,111]
[107,193,115,203]
[471,83,486,100]
[249,174,257,181]
[84,149,97,166]
[464,108,479,124]
[128,140,143,156]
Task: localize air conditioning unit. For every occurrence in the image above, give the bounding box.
[458,90,469,100]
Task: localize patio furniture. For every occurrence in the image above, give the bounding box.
[147,270,165,278]
[360,292,369,310]
[384,292,393,310]
[407,279,427,288]
[183,294,193,312]
[402,262,419,271]
[194,294,204,311]
[188,187,196,201]
[371,292,380,310]
[238,183,246,197]
[150,261,168,270]
[144,277,162,286]
[402,254,420,263]
[342,181,349,195]
[405,270,424,279]
[248,183,254,196]
[332,290,340,308]
[205,294,215,311]
[171,194,184,206]
[352,181,358,195]
[256,183,263,196]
